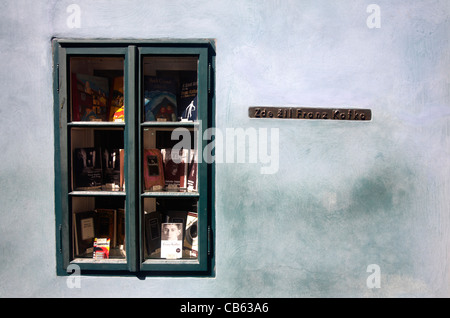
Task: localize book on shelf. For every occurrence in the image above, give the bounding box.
[144,210,162,257]
[146,210,197,259]
[164,210,188,241]
[143,76,178,122]
[161,148,189,191]
[101,148,122,191]
[73,210,96,257]
[73,147,124,191]
[160,223,183,259]
[160,210,192,259]
[184,212,198,257]
[119,149,125,191]
[71,73,110,122]
[178,74,197,121]
[143,149,165,191]
[95,208,116,247]
[93,238,110,259]
[187,149,198,192]
[73,147,103,190]
[109,76,124,122]
[116,208,125,248]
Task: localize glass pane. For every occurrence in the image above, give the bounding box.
[70,57,124,122]
[143,197,198,260]
[71,127,124,192]
[71,196,126,260]
[142,56,198,123]
[142,127,197,193]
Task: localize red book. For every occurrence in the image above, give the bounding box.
[162,148,189,190]
[143,149,164,191]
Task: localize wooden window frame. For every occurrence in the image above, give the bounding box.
[53,39,215,277]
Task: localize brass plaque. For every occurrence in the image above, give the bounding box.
[249,107,371,121]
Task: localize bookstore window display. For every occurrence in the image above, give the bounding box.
[54,40,214,276]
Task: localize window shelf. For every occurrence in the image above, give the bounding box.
[68,122,125,127]
[141,191,199,198]
[69,191,126,197]
[141,121,198,128]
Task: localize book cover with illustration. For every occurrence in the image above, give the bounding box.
[161,148,189,190]
[178,73,197,121]
[93,238,110,259]
[160,223,183,259]
[71,73,110,122]
[143,76,177,122]
[143,149,165,191]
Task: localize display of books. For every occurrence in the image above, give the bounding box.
[70,64,200,261]
[143,76,178,122]
[73,147,124,191]
[71,73,110,122]
[73,208,125,259]
[62,53,207,268]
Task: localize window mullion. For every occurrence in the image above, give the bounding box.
[125,45,139,272]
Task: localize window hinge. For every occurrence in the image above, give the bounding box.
[207,225,212,256]
[56,64,60,92]
[59,224,62,254]
[208,63,211,94]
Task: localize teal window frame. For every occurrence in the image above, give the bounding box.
[53,39,215,277]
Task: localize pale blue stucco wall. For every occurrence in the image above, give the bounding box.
[0,0,449,297]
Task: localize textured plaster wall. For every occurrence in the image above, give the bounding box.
[0,0,449,297]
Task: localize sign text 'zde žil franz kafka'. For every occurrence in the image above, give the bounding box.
[249,107,372,121]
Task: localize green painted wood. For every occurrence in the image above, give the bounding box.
[125,45,138,273]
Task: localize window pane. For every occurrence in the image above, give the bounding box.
[142,127,197,193]
[70,127,124,191]
[142,56,198,123]
[71,196,126,260]
[70,57,124,122]
[68,55,127,263]
[140,55,200,262]
[143,197,198,260]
